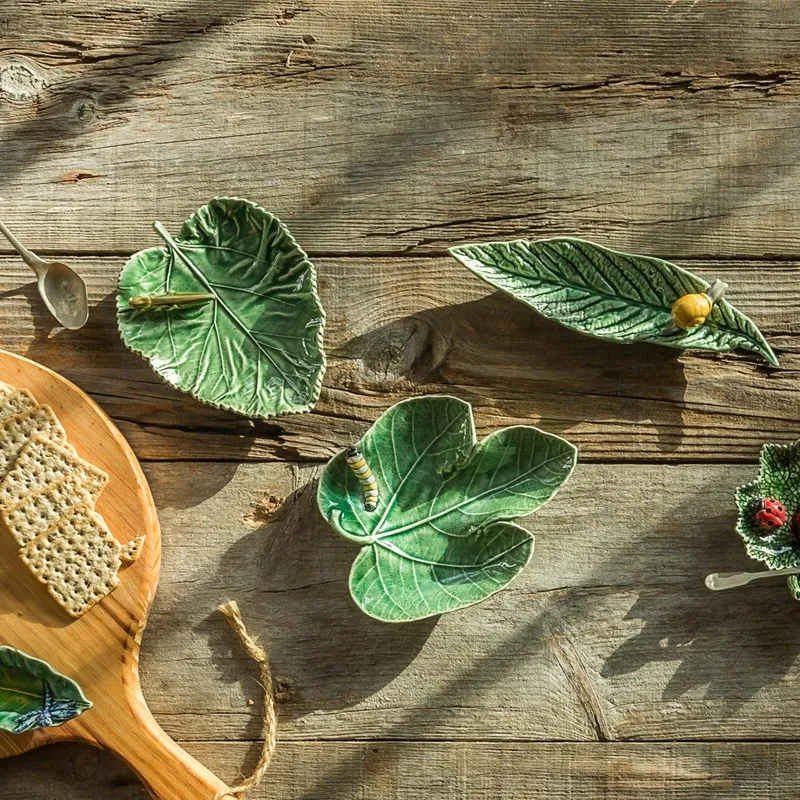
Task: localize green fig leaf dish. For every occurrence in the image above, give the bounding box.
[449,237,777,366]
[117,197,326,419]
[317,396,577,622]
[0,646,92,735]
[735,440,800,598]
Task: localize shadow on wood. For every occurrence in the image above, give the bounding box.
[1,741,146,798]
[0,0,264,196]
[333,291,690,455]
[601,507,800,713]
[210,478,437,722]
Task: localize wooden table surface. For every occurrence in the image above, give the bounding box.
[2,2,800,797]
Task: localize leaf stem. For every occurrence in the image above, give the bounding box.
[329,509,374,544]
[138,222,216,308]
[706,279,728,304]
[152,220,178,250]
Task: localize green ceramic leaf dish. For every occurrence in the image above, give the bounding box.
[735,440,800,598]
[449,237,777,365]
[117,197,326,419]
[317,396,577,622]
[0,646,92,734]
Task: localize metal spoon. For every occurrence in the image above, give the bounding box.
[0,220,89,330]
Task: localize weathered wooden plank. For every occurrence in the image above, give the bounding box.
[3,740,798,800]
[3,3,800,255]
[125,460,800,743]
[0,256,794,462]
[7,0,800,79]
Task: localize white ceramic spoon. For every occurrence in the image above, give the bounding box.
[705,567,800,591]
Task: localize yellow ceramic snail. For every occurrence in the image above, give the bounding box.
[663,279,728,334]
[671,292,713,329]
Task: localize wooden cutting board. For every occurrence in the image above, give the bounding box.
[0,350,235,800]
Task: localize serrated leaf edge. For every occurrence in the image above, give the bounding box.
[734,441,800,577]
[116,196,327,420]
[318,394,578,622]
[450,237,778,366]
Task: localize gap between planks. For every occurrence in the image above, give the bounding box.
[6,249,800,264]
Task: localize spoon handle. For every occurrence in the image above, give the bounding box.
[0,219,48,276]
[705,567,800,591]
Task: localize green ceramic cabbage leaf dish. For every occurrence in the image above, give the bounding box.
[0,646,92,734]
[117,197,326,418]
[450,237,777,365]
[735,440,800,600]
[317,396,577,622]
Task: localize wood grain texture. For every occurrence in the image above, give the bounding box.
[94,460,800,744]
[0,352,234,800]
[0,256,795,463]
[4,1,799,796]
[3,740,800,800]
[3,2,800,256]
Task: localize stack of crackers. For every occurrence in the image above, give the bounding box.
[0,382,144,618]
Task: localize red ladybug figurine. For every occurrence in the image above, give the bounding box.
[752,497,787,532]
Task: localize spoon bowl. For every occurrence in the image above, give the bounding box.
[38,261,90,330]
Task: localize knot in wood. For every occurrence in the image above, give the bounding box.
[0,59,48,102]
[355,316,445,385]
[74,99,96,123]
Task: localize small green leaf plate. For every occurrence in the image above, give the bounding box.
[450,237,777,365]
[0,646,92,734]
[317,396,577,622]
[117,197,326,419]
[735,440,800,599]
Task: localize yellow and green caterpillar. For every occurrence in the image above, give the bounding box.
[345,446,379,512]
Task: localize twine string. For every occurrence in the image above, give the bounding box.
[214,600,277,799]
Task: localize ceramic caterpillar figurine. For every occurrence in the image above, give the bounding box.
[663,279,728,334]
[128,292,215,311]
[345,446,379,512]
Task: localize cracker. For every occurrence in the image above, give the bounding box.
[0,435,107,509]
[19,505,138,618]
[0,382,14,398]
[0,389,36,423]
[2,474,94,549]
[0,407,67,480]
[120,536,145,563]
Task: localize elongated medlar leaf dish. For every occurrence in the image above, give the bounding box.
[449,237,777,365]
[117,197,326,419]
[317,395,577,622]
[0,646,92,734]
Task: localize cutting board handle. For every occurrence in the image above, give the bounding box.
[99,696,235,800]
